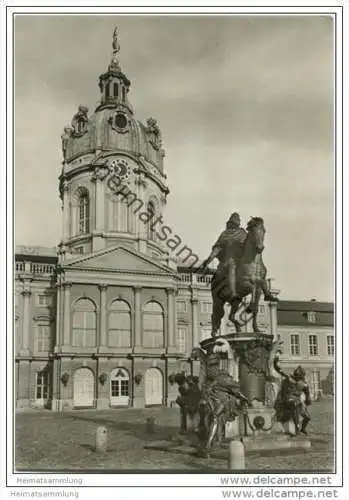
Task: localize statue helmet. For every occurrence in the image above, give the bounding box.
[227,212,240,226]
[293,365,306,379]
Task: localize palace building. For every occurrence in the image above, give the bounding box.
[14,30,334,410]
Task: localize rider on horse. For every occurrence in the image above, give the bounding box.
[201,212,246,298]
[202,212,279,301]
[274,364,312,435]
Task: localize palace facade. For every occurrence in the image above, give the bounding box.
[14,30,334,410]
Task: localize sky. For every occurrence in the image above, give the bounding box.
[14,14,335,301]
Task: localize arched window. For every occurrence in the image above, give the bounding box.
[72,299,97,347]
[109,195,129,233]
[147,201,156,241]
[78,191,90,234]
[108,300,131,348]
[113,82,119,98]
[105,82,110,100]
[142,301,164,348]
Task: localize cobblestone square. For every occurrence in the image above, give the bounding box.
[15,398,334,473]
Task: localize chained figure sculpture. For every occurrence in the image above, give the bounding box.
[191,338,249,457]
[273,363,312,435]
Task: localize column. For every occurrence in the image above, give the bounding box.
[191,298,199,348]
[98,284,108,350]
[95,173,106,231]
[93,167,107,252]
[62,180,70,242]
[20,287,32,355]
[54,283,62,353]
[62,283,72,349]
[167,288,176,353]
[133,286,142,352]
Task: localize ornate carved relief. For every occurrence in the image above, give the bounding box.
[71,105,89,137]
[146,117,162,150]
[91,166,109,182]
[61,126,72,161]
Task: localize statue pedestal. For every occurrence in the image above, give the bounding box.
[242,433,311,452]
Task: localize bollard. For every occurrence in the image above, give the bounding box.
[228,440,245,470]
[95,426,108,452]
[146,416,156,434]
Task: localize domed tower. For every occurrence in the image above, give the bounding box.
[58,27,169,261]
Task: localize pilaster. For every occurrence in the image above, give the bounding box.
[167,287,177,354]
[92,167,108,252]
[133,286,142,353]
[61,180,70,243]
[98,284,108,351]
[191,297,199,348]
[54,283,62,353]
[20,286,32,356]
[62,282,72,351]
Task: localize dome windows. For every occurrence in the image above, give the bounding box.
[115,113,127,129]
[109,112,130,133]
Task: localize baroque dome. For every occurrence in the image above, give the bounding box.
[60,29,165,175]
[61,105,165,175]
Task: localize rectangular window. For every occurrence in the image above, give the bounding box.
[177,301,187,313]
[327,335,335,356]
[310,370,321,399]
[307,311,316,323]
[290,334,300,356]
[177,327,187,353]
[37,294,52,307]
[200,326,211,341]
[36,325,51,352]
[36,372,49,400]
[111,380,119,397]
[201,302,212,314]
[72,311,96,347]
[309,335,318,356]
[120,380,129,396]
[108,312,131,348]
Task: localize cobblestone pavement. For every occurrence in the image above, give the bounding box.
[15,399,334,472]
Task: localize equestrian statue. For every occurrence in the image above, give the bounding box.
[201,213,279,335]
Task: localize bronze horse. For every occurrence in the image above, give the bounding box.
[211,217,270,334]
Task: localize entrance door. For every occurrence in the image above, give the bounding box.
[110,368,130,406]
[73,368,94,407]
[144,368,163,406]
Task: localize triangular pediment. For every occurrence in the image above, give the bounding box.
[64,246,175,275]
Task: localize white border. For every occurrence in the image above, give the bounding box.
[1,1,347,495]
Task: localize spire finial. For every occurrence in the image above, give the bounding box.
[111,26,120,66]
